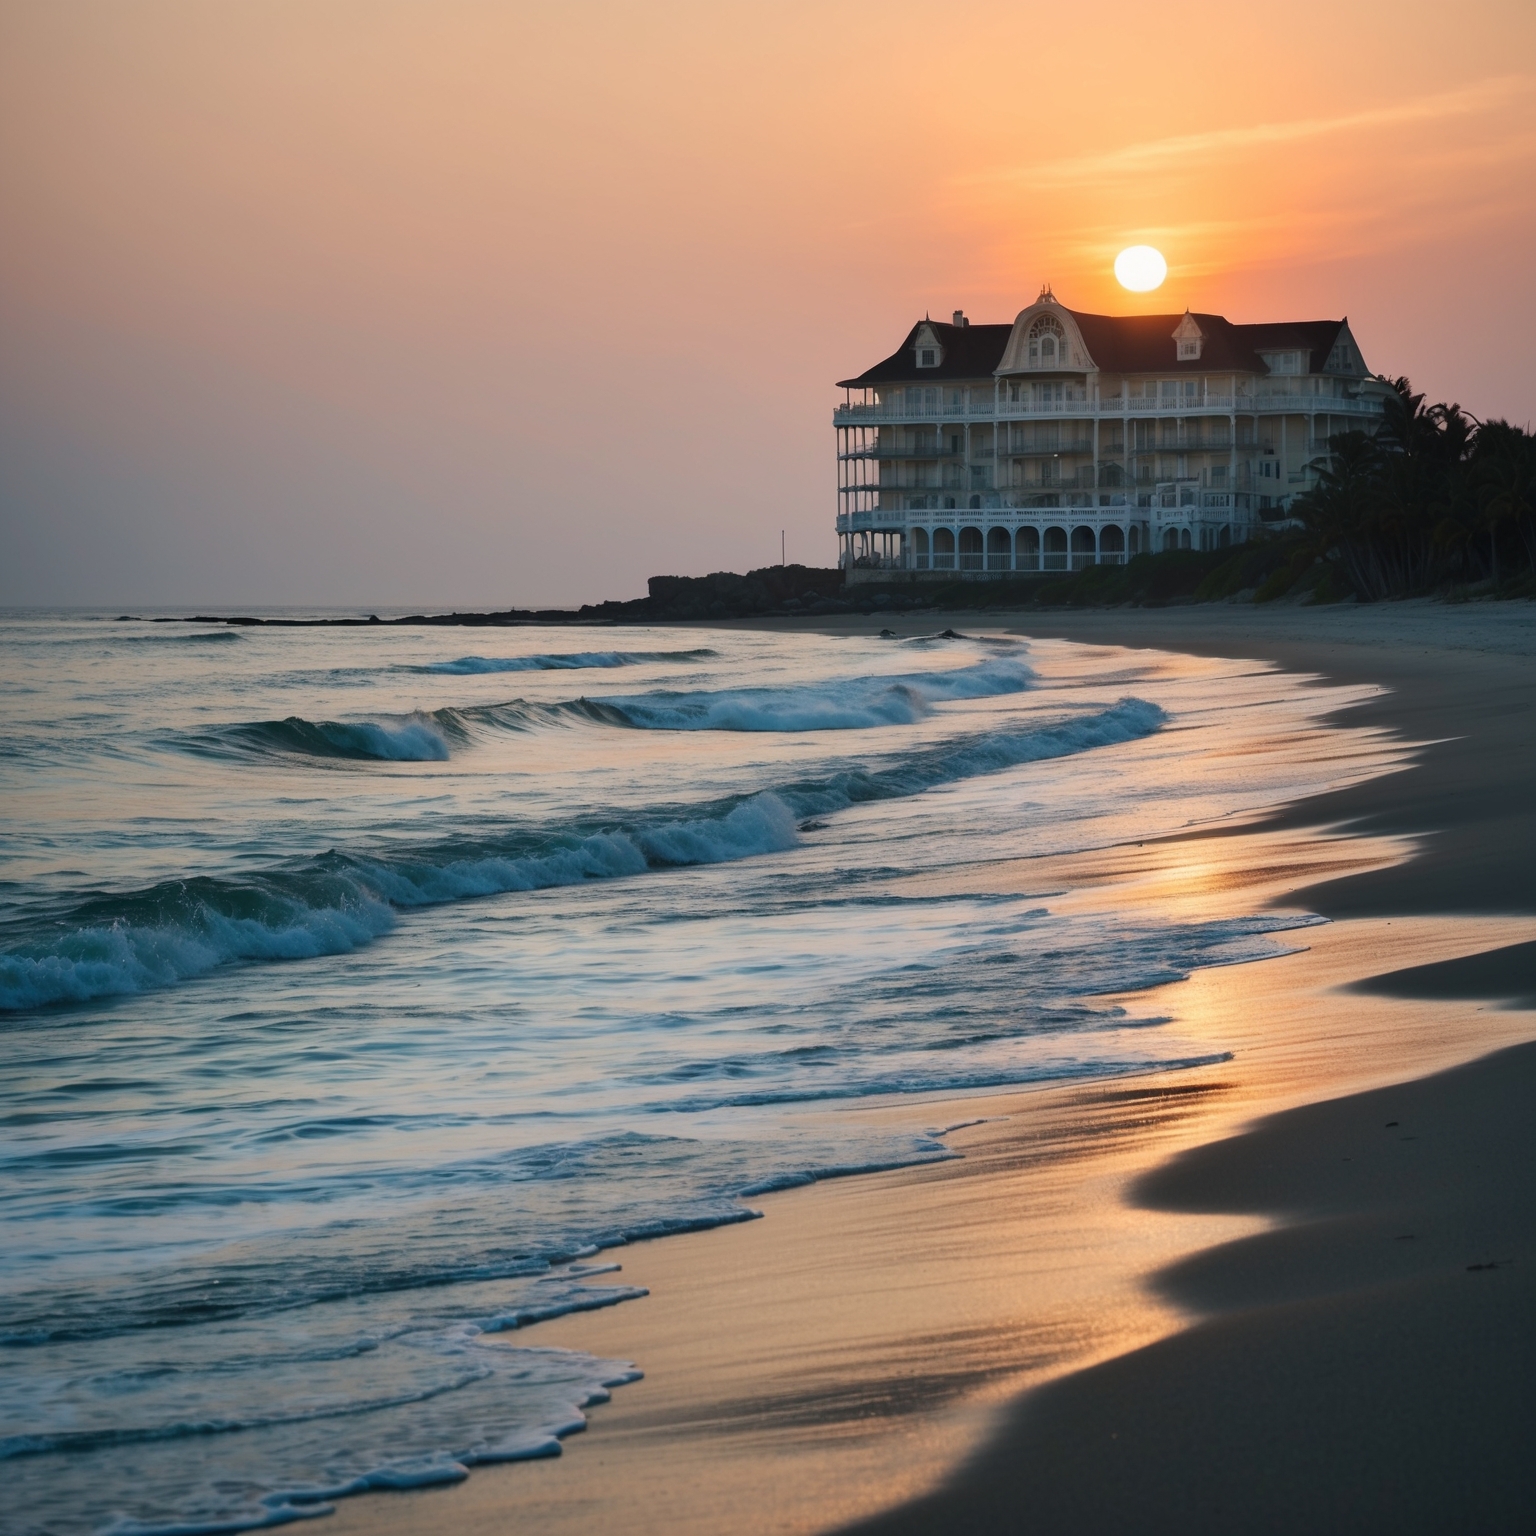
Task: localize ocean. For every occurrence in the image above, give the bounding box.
[0,615,1397,1534]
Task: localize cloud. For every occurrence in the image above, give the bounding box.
[971,76,1536,190]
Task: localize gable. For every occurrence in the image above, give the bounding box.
[1172,311,1205,361]
[995,293,1096,374]
[1322,321,1367,377]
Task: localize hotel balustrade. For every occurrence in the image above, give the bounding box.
[888,549,1135,575]
[838,442,962,460]
[834,393,1385,426]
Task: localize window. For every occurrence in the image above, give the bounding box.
[1178,340,1199,360]
[919,348,937,367]
[1027,315,1065,366]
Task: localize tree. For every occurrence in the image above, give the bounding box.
[1474,419,1536,580]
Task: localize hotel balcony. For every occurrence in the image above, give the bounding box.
[833,393,1386,427]
[838,441,963,461]
[1002,440,1096,456]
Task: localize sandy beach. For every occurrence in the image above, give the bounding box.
[326,599,1536,1536]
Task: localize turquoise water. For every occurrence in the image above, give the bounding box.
[0,618,1392,1533]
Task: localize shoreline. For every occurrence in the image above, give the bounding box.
[327,601,1536,1535]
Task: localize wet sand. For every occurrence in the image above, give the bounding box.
[330,599,1536,1535]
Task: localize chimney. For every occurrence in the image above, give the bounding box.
[952,310,968,328]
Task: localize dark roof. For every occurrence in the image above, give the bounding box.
[1232,319,1349,374]
[838,311,1347,386]
[837,321,1010,387]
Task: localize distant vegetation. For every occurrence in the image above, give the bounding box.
[1291,378,1536,601]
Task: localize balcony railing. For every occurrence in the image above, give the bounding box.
[839,442,961,461]
[834,393,1385,427]
[838,489,1249,536]
[1004,440,1095,456]
[836,509,908,533]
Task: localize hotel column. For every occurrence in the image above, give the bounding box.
[1230,402,1238,531]
[1092,383,1100,497]
[1122,380,1132,535]
[994,377,1010,569]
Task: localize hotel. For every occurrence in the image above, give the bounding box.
[835,287,1387,578]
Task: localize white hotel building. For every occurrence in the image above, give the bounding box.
[834,287,1388,578]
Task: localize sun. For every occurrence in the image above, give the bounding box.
[1114,246,1168,292]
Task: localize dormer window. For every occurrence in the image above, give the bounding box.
[1027,314,1064,366]
[918,347,937,368]
[1172,311,1204,362]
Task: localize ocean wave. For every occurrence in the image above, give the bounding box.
[417,648,715,674]
[118,628,244,644]
[595,655,1036,731]
[193,712,461,762]
[175,657,1037,767]
[1,698,1164,1012]
[668,1050,1235,1115]
[14,1319,645,1535]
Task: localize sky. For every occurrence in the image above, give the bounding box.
[2,0,1535,609]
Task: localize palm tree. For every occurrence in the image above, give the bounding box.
[1475,420,1536,580]
[1293,429,1386,596]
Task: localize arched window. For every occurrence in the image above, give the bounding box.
[1028,315,1065,367]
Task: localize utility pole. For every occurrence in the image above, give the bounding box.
[781,530,785,566]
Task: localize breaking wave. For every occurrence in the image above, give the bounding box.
[417,649,715,674]
[193,711,461,762]
[1,697,1164,1011]
[595,655,1037,732]
[176,656,1036,764]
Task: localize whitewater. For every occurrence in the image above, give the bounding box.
[0,615,1401,1534]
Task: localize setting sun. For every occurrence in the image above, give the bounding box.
[1114,245,1168,291]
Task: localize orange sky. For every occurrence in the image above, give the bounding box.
[3,0,1534,605]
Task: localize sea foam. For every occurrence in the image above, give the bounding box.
[0,698,1163,1011]
[595,655,1036,731]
